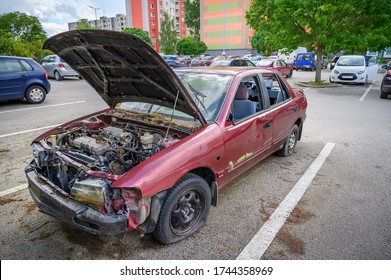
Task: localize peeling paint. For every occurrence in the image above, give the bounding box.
[229,152,254,170]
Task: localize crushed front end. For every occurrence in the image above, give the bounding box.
[25,110,192,235]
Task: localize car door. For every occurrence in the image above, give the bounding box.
[0,57,28,100]
[366,56,378,81]
[219,74,273,185]
[277,59,289,76]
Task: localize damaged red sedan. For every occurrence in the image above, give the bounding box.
[25,30,307,244]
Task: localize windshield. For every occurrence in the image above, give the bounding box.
[257,60,274,66]
[211,60,231,66]
[176,72,233,122]
[337,57,364,66]
[116,72,233,124]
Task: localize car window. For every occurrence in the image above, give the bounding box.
[19,60,34,71]
[0,58,23,73]
[48,56,56,62]
[262,73,291,106]
[230,75,264,122]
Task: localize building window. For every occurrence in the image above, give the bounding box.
[152,21,155,26]
[150,4,154,8]
[248,37,252,44]
[150,12,155,17]
[247,25,252,30]
[152,29,156,34]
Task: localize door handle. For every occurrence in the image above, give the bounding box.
[263,121,270,129]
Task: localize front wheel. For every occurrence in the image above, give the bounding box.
[25,85,46,104]
[277,124,299,157]
[286,70,293,78]
[154,174,211,244]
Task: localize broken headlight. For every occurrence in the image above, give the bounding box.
[70,178,112,207]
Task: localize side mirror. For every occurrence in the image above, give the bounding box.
[381,64,389,70]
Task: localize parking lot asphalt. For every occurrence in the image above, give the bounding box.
[0,69,390,260]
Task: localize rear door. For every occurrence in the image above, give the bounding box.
[0,57,29,100]
[366,56,378,82]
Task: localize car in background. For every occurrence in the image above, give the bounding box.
[256,59,293,78]
[329,55,378,84]
[181,55,193,66]
[380,64,391,99]
[190,56,214,67]
[249,56,263,64]
[161,55,186,68]
[320,56,328,69]
[0,55,50,104]
[25,29,307,245]
[40,54,79,81]
[210,59,255,67]
[330,56,340,70]
[294,52,316,71]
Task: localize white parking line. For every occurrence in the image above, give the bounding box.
[236,142,335,260]
[359,83,375,101]
[0,184,28,197]
[0,124,62,138]
[0,100,86,114]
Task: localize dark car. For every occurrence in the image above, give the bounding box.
[210,59,255,67]
[161,55,186,68]
[190,56,214,67]
[0,56,50,104]
[25,30,307,244]
[330,56,340,70]
[380,64,391,99]
[256,59,293,78]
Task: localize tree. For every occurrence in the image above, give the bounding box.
[0,12,47,43]
[123,27,152,46]
[75,21,95,30]
[184,0,200,39]
[176,36,207,55]
[159,12,177,54]
[246,0,391,82]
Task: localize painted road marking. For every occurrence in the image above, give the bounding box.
[0,184,28,197]
[0,124,62,138]
[359,83,375,101]
[236,142,335,260]
[0,100,86,114]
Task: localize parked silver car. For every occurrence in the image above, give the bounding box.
[40,55,79,81]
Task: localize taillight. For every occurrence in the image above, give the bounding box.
[175,60,180,64]
[387,69,391,76]
[43,70,48,80]
[58,63,65,68]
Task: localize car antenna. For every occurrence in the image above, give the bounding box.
[164,90,180,140]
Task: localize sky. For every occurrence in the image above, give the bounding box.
[0,0,126,37]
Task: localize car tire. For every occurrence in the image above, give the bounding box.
[277,124,299,157]
[25,85,46,104]
[286,70,293,78]
[54,71,63,81]
[329,76,334,83]
[153,173,211,244]
[380,88,388,99]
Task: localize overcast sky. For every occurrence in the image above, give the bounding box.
[0,0,126,37]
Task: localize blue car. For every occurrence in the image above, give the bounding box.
[162,55,182,68]
[294,52,316,71]
[0,56,51,104]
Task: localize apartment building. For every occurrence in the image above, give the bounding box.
[200,0,254,56]
[68,14,127,32]
[125,0,188,52]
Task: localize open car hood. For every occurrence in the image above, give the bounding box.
[43,30,206,125]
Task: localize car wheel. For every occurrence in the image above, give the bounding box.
[277,124,299,157]
[54,71,63,81]
[25,85,46,104]
[380,84,388,99]
[329,76,334,83]
[154,173,211,244]
[364,75,368,85]
[286,70,293,78]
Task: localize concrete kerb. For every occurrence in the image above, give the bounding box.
[294,82,343,88]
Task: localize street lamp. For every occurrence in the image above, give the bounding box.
[89,5,100,21]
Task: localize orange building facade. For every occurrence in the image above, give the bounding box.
[126,0,188,52]
[200,0,254,55]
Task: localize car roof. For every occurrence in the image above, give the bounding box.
[0,55,33,60]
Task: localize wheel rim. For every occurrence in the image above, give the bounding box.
[55,72,60,80]
[288,130,296,151]
[170,189,205,235]
[29,88,44,102]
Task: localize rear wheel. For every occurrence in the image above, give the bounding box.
[277,124,299,157]
[25,85,46,104]
[286,70,293,78]
[54,71,63,81]
[154,174,211,244]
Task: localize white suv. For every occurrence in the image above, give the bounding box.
[329,55,378,84]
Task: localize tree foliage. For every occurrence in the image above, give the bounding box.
[176,36,207,55]
[159,12,177,54]
[123,27,152,46]
[184,0,200,39]
[75,21,98,30]
[0,12,50,60]
[246,0,391,82]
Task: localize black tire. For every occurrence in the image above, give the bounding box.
[54,71,63,81]
[329,76,334,83]
[25,85,46,104]
[380,89,388,99]
[277,124,299,157]
[153,174,211,244]
[286,70,293,78]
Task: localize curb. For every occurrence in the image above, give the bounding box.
[294,82,343,88]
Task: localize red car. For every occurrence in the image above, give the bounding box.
[256,59,293,78]
[25,30,307,244]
